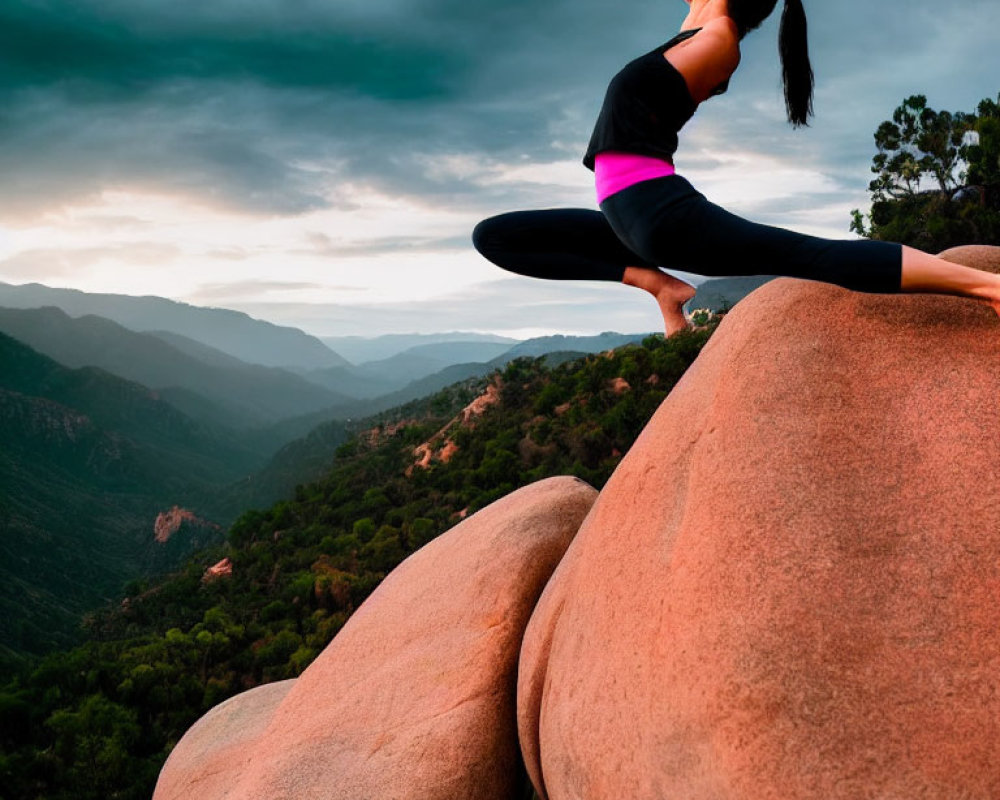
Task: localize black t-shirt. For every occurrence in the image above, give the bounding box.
[583,28,726,171]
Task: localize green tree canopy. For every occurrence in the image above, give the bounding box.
[852,92,1000,251]
[965,95,1000,186]
[869,94,972,200]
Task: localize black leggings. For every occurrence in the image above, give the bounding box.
[473,174,903,294]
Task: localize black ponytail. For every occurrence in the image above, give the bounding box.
[779,0,814,127]
[728,0,815,126]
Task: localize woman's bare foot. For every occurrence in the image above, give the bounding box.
[622,266,698,336]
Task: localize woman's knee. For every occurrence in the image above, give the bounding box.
[471,215,505,259]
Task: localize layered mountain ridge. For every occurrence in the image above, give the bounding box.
[0,281,349,370]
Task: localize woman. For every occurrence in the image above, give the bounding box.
[472,0,1000,336]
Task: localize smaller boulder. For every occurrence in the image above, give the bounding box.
[155,681,295,800]
[155,476,597,800]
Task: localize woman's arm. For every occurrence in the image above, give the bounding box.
[664,16,741,105]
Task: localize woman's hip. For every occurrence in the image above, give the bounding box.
[599,174,713,267]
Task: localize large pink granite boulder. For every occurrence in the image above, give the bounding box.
[154,475,596,800]
[519,246,1000,799]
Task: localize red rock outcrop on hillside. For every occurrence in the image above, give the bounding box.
[154,476,597,800]
[458,379,501,423]
[518,245,1000,800]
[154,506,216,543]
[408,377,503,473]
[202,557,233,582]
[360,418,419,449]
[608,376,630,394]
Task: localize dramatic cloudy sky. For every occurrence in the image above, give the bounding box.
[0,0,997,337]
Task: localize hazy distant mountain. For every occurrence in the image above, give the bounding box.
[320,331,518,364]
[0,332,261,657]
[262,361,505,438]
[497,332,651,360]
[345,353,447,392]
[687,275,778,312]
[313,346,619,423]
[0,330,261,483]
[301,356,477,401]
[358,361,496,413]
[377,340,515,367]
[300,341,513,399]
[0,281,348,370]
[148,329,256,370]
[0,307,353,427]
[299,365,398,400]
[212,419,350,520]
[303,334,657,406]
[213,367,498,519]
[215,360,515,515]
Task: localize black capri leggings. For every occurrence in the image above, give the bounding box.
[473,174,903,294]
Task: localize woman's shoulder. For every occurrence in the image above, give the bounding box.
[664,17,741,104]
[690,17,741,60]
[701,15,740,41]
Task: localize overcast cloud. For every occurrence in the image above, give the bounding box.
[0,0,997,336]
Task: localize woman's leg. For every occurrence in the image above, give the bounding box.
[603,175,1000,318]
[603,176,904,293]
[900,246,1000,314]
[473,209,642,281]
[472,209,696,335]
[622,265,697,336]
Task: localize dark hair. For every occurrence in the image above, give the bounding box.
[728,0,814,127]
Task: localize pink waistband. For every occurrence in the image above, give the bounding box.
[594,151,676,204]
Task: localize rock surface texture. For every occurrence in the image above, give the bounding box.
[518,245,1000,799]
[156,681,296,799]
[154,476,596,800]
[939,243,1000,271]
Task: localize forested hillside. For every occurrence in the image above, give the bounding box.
[0,332,256,661]
[0,321,720,800]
